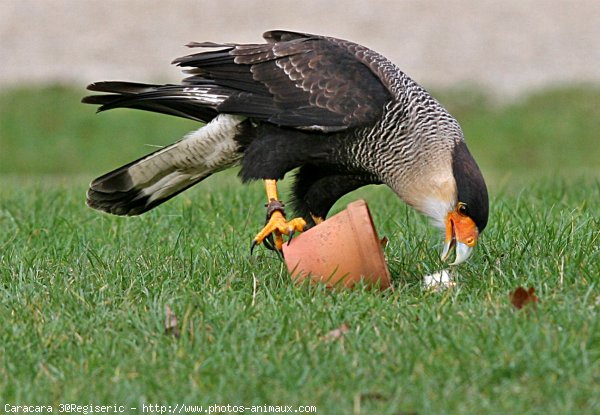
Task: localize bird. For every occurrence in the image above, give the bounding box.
[83,30,488,265]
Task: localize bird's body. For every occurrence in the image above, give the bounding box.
[85,30,488,263]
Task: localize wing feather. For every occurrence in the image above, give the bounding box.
[173,31,393,132]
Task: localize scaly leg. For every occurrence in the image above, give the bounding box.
[252,179,307,252]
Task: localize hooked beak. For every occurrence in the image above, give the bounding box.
[441,209,479,265]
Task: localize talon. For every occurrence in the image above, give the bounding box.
[263,234,275,251]
[253,210,306,250]
[250,240,258,255]
[251,179,307,253]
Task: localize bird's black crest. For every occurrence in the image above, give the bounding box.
[452,141,489,232]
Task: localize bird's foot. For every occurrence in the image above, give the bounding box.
[251,199,307,253]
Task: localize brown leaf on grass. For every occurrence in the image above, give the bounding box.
[321,323,349,342]
[164,305,180,338]
[510,286,539,310]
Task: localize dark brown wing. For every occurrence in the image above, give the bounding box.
[172,30,393,132]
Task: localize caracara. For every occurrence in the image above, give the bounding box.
[83,30,488,264]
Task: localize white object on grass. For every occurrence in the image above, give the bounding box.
[423,269,455,290]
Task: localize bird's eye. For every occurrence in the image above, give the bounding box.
[458,203,468,215]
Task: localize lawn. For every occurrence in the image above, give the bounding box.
[0,86,599,414]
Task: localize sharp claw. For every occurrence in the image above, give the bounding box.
[287,230,295,246]
[250,240,258,255]
[263,235,275,251]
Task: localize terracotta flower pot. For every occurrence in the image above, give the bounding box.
[282,199,391,290]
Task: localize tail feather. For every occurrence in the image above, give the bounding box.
[82,81,230,123]
[86,81,162,95]
[86,141,213,215]
[86,114,247,215]
[87,172,211,216]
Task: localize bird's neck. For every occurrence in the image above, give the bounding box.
[343,84,463,225]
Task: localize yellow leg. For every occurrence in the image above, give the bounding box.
[265,179,279,202]
[252,180,307,251]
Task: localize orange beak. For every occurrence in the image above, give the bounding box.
[441,208,479,265]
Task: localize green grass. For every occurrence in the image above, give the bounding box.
[1,86,599,414]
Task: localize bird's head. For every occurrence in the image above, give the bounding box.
[392,139,488,265]
[437,140,488,265]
